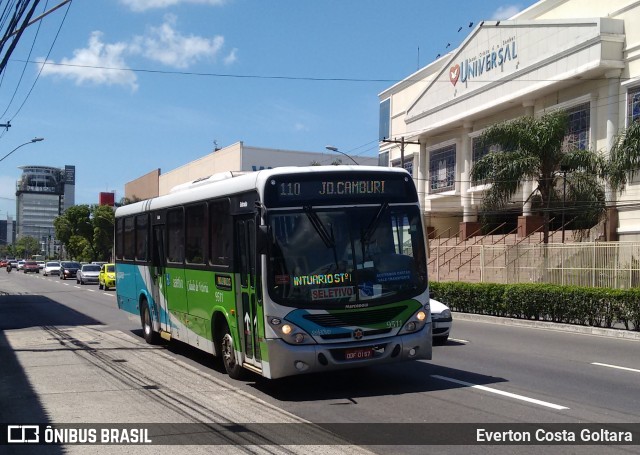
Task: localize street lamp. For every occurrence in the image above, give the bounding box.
[0,137,44,163]
[325,145,359,165]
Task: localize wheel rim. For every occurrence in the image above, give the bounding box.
[221,334,236,368]
[144,308,152,335]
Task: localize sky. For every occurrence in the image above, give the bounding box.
[0,0,536,219]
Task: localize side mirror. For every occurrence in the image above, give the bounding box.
[256,225,270,254]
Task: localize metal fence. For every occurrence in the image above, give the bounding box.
[429,242,640,289]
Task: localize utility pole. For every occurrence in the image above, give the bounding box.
[381,137,420,171]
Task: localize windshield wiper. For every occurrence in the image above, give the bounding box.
[362,202,389,245]
[303,206,334,248]
[304,206,340,269]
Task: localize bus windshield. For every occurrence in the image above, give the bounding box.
[267,204,427,307]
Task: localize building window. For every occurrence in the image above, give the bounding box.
[379,98,390,141]
[472,137,501,164]
[628,86,640,124]
[392,157,414,176]
[565,103,590,150]
[429,144,456,193]
[378,151,389,167]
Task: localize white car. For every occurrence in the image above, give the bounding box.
[430,298,452,345]
[43,261,61,276]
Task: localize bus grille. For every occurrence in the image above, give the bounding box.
[303,306,408,327]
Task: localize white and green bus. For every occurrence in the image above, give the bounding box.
[115,166,432,379]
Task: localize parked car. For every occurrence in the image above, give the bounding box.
[431,298,452,345]
[99,263,116,290]
[77,264,101,285]
[43,261,61,276]
[23,261,40,274]
[60,261,82,280]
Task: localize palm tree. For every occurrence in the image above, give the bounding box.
[470,110,606,243]
[608,120,640,195]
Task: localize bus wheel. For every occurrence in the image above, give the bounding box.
[141,302,159,345]
[220,325,246,380]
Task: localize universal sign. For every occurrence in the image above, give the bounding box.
[450,36,518,86]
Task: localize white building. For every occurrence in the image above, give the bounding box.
[379,0,640,241]
[126,142,377,200]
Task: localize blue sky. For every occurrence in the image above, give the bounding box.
[0,0,534,219]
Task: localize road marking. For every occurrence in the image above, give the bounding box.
[592,362,640,374]
[431,375,569,410]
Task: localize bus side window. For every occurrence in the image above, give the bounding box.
[210,199,232,267]
[166,208,184,264]
[185,204,206,264]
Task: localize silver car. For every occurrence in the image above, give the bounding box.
[431,298,452,345]
[76,264,101,285]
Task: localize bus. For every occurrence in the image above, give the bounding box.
[115,166,432,379]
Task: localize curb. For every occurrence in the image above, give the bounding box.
[452,312,640,341]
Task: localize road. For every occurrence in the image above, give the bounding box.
[0,270,639,454]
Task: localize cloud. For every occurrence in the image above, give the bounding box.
[224,48,238,66]
[38,31,138,90]
[39,15,233,88]
[132,14,224,68]
[120,0,226,12]
[491,5,523,20]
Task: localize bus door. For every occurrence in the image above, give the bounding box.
[236,215,262,369]
[151,223,170,336]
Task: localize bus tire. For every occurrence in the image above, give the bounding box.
[141,302,159,345]
[220,324,246,380]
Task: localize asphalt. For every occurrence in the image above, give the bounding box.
[1,286,639,453]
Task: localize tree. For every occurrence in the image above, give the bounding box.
[92,205,115,261]
[608,120,640,196]
[470,110,606,243]
[14,236,40,258]
[53,205,114,261]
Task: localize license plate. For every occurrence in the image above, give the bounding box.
[344,348,373,361]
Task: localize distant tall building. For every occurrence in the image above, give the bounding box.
[15,165,75,255]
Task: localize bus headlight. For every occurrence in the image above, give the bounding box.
[398,309,428,335]
[268,316,316,345]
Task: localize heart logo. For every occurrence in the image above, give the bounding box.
[449,64,460,86]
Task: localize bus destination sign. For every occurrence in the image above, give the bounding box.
[267,173,415,206]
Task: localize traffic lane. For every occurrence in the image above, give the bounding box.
[1,270,140,335]
[434,319,640,419]
[7,274,639,434]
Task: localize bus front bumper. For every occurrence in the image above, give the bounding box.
[263,323,432,379]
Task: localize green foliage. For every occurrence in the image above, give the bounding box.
[470,110,607,242]
[609,120,640,195]
[429,281,640,331]
[53,204,114,261]
[14,236,40,258]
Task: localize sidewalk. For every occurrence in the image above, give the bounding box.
[0,293,372,454]
[452,312,640,341]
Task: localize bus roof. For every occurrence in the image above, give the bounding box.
[115,165,409,217]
